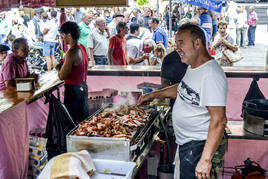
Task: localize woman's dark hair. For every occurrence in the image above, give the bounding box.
[59,21,80,40]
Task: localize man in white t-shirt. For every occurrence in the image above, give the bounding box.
[139,24,228,179]
[40,10,59,71]
[126,23,147,65]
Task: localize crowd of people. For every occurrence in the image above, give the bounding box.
[0,2,260,68]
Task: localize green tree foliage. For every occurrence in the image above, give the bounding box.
[137,0,149,6]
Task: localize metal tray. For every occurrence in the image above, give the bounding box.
[66,104,159,161]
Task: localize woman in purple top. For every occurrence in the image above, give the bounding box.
[0,38,34,90]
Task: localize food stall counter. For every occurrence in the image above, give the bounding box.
[0,70,63,179]
[88,65,268,78]
[88,65,161,76]
[0,71,63,113]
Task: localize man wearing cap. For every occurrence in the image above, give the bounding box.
[28,8,44,43]
[107,14,124,37]
[0,44,10,62]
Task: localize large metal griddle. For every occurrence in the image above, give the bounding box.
[66,104,160,162]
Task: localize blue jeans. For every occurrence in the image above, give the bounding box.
[43,41,56,56]
[93,55,108,65]
[212,24,217,36]
[247,25,256,46]
[179,140,206,179]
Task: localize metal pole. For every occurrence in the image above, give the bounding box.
[157,0,160,18]
[169,0,172,38]
[192,5,194,17]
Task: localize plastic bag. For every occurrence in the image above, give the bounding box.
[45,94,76,160]
[242,79,265,117]
[28,136,48,178]
[38,150,95,179]
[243,79,265,102]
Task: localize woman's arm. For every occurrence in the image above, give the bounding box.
[211,36,222,51]
[222,39,238,52]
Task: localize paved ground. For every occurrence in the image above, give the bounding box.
[234,24,268,67]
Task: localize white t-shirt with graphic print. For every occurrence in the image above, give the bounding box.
[172,59,228,145]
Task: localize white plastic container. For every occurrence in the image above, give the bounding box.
[92,159,136,179]
[15,78,35,91]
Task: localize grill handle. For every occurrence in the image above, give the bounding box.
[245,101,258,110]
[159,107,172,165]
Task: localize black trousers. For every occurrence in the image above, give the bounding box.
[64,82,89,124]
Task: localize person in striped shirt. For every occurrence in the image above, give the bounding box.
[198,7,212,44]
[247,6,258,46]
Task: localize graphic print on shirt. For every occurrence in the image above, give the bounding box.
[178,81,200,106]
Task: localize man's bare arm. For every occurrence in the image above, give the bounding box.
[89,48,95,65]
[195,106,227,179]
[138,84,178,105]
[127,55,146,65]
[107,48,114,65]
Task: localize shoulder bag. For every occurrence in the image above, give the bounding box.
[223,48,244,63]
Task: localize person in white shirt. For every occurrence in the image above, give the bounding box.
[88,17,110,65]
[66,8,74,22]
[126,23,147,65]
[139,24,228,179]
[107,14,124,37]
[73,8,83,24]
[40,10,59,71]
[235,6,247,47]
[27,8,44,44]
[137,17,152,42]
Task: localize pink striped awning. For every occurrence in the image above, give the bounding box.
[21,0,54,8]
[0,0,19,12]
